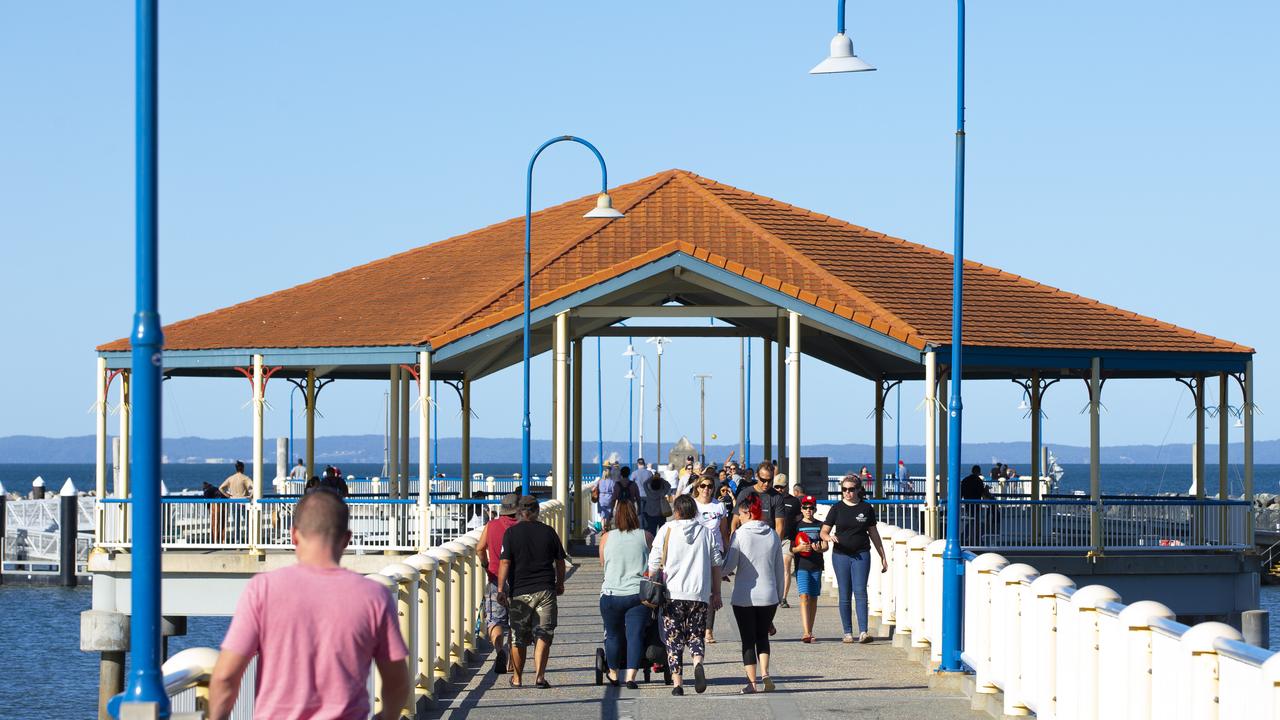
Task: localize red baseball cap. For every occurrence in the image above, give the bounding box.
[801,495,817,505]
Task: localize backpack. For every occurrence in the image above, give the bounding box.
[615,478,637,504]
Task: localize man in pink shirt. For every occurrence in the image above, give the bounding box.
[208,490,410,720]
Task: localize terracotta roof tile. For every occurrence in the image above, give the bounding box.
[100,169,1250,357]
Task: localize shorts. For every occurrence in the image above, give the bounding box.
[795,568,824,596]
[509,589,558,647]
[484,580,509,631]
[780,538,793,557]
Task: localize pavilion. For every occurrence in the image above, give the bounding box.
[94,169,1256,545]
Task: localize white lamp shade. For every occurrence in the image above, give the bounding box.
[622,344,638,357]
[624,369,636,380]
[584,193,625,219]
[810,33,875,74]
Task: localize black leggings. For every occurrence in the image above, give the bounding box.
[732,604,779,665]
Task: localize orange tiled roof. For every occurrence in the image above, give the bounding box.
[98,169,1249,356]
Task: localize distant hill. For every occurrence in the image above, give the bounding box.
[1,434,1276,464]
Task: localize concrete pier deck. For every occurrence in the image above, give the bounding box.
[426,546,978,720]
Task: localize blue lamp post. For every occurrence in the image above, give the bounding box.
[120,0,169,714]
[811,0,968,673]
[522,136,623,494]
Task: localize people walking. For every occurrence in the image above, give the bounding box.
[475,493,521,675]
[636,458,672,535]
[791,497,827,642]
[820,475,888,644]
[598,498,654,689]
[722,495,785,694]
[733,462,781,533]
[775,477,802,608]
[692,468,728,643]
[649,494,723,696]
[496,496,567,688]
[209,490,410,720]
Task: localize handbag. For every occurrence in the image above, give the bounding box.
[659,496,673,518]
[639,527,672,609]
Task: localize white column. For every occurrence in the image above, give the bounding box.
[1089,357,1101,553]
[252,354,264,501]
[924,351,937,538]
[418,351,432,551]
[400,369,410,496]
[118,371,131,498]
[389,364,400,498]
[305,369,317,477]
[554,312,570,543]
[1245,360,1255,539]
[787,311,801,485]
[95,358,108,500]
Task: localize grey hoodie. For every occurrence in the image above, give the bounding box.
[648,519,722,603]
[722,520,785,607]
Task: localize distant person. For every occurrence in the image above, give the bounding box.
[962,465,992,500]
[692,468,729,643]
[475,493,521,675]
[203,481,229,544]
[597,498,653,689]
[733,463,781,534]
[304,476,320,492]
[496,496,566,689]
[791,497,827,643]
[722,494,785,694]
[636,458,672,535]
[821,475,888,644]
[219,460,253,498]
[649,495,722,696]
[288,458,308,481]
[897,460,912,493]
[320,466,350,498]
[676,456,697,496]
[615,465,639,506]
[774,476,802,608]
[209,490,409,720]
[961,465,993,541]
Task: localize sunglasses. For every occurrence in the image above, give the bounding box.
[801,504,816,510]
[697,484,712,489]
[841,487,859,493]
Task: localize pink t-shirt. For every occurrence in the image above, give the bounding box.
[222,564,409,720]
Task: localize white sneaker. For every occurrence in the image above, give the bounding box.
[858,632,872,644]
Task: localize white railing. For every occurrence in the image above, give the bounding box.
[110,500,567,720]
[276,476,539,497]
[857,519,1279,720]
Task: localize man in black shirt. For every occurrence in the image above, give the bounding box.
[497,496,566,688]
[774,476,803,608]
[961,465,991,500]
[734,462,782,533]
[960,465,992,543]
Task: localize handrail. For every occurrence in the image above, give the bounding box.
[1216,636,1274,665]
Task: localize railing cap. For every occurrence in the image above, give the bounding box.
[442,540,471,555]
[1070,584,1122,609]
[1263,647,1280,680]
[160,646,219,679]
[926,538,947,555]
[428,545,458,561]
[998,563,1039,583]
[1181,621,1243,652]
[403,554,439,572]
[366,573,396,590]
[1118,600,1176,628]
[380,563,419,583]
[971,552,1009,572]
[890,527,917,542]
[907,534,931,550]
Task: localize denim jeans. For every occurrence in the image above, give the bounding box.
[599,593,650,671]
[831,550,871,635]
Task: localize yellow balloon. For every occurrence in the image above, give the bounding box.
[711,433,718,440]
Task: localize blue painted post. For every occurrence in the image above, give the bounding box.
[628,335,634,466]
[746,338,752,468]
[940,0,967,674]
[597,337,604,467]
[523,135,613,495]
[122,0,169,713]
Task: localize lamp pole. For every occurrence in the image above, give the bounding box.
[624,340,637,465]
[811,0,967,673]
[597,337,604,468]
[523,136,623,494]
[695,374,712,465]
[647,336,670,466]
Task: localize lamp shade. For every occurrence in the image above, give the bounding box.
[810,33,875,74]
[624,369,636,380]
[584,193,624,219]
[622,344,638,357]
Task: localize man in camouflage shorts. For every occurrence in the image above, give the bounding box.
[496,496,566,688]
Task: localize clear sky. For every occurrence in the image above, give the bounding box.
[1,2,1276,458]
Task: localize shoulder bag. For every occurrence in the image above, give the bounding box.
[639,527,672,609]
[659,495,673,518]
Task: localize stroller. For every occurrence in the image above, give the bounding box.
[594,607,672,685]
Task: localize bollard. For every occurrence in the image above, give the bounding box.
[403,553,439,707]
[889,527,915,636]
[1114,600,1175,720]
[381,563,419,720]
[453,535,481,657]
[867,523,889,622]
[428,545,457,680]
[968,553,1009,694]
[82,609,130,720]
[1067,585,1122,720]
[1027,574,1074,720]
[366,573,398,716]
[32,476,46,499]
[0,486,7,586]
[1243,609,1270,649]
[907,534,930,649]
[997,564,1039,716]
[443,540,471,666]
[925,539,946,662]
[1180,622,1243,720]
[59,479,79,587]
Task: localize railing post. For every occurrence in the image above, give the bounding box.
[443,541,470,670]
[427,545,456,681]
[925,539,946,663]
[890,528,915,641]
[452,535,480,658]
[1028,574,1074,720]
[1113,600,1175,720]
[380,563,418,720]
[403,554,438,708]
[366,573,397,717]
[1180,622,1243,720]
[968,553,1009,694]
[1069,585,1122,720]
[868,522,888,625]
[907,534,930,649]
[998,564,1039,716]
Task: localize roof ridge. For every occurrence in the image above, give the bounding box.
[675,173,922,341]
[424,170,681,343]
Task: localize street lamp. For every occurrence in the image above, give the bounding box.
[646,336,671,466]
[810,0,969,673]
[695,373,712,465]
[522,136,623,494]
[623,343,637,465]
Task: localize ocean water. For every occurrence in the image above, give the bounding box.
[2,461,1278,497]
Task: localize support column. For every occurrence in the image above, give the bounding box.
[924,352,937,537]
[1089,357,1102,555]
[874,379,885,499]
[777,315,787,466]
[937,371,948,501]
[418,352,432,551]
[1245,360,1255,539]
[305,370,317,478]
[1219,372,1230,545]
[400,367,410,498]
[554,312,570,544]
[1194,374,1206,500]
[95,359,108,547]
[389,365,401,498]
[1030,371,1043,542]
[252,355,264,500]
[118,372,131,498]
[787,311,801,487]
[763,339,772,464]
[461,375,471,499]
[572,338,584,539]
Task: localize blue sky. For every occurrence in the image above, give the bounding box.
[1,1,1276,457]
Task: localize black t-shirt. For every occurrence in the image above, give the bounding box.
[499,520,566,596]
[735,485,780,527]
[961,473,989,500]
[777,494,802,540]
[822,501,877,556]
[793,520,825,572]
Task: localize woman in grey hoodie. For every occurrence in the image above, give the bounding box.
[721,494,785,693]
[647,495,723,696]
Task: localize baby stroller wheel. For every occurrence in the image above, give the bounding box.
[643,666,651,682]
[594,647,606,686]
